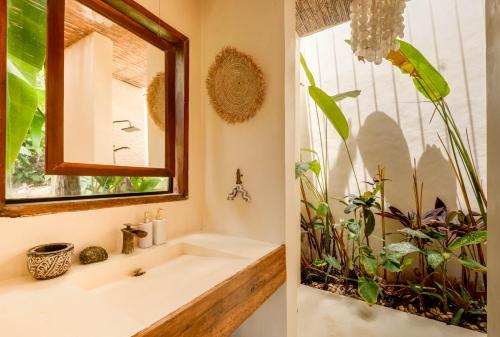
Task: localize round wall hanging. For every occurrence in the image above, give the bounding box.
[147,72,165,131]
[206,47,265,123]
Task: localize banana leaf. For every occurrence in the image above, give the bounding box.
[387,40,450,102]
[6,0,47,171]
[308,86,349,141]
[345,39,449,102]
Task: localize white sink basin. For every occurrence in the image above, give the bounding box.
[69,240,251,327]
[70,242,245,290]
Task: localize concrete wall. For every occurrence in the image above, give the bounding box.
[0,0,204,282]
[298,285,482,337]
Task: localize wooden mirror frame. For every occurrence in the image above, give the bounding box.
[46,0,178,177]
[0,0,190,216]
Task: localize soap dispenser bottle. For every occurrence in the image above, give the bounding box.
[138,211,153,248]
[153,208,167,245]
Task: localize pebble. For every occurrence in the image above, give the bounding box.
[430,307,442,316]
[438,314,449,322]
[407,304,417,314]
[328,284,338,293]
[466,324,480,331]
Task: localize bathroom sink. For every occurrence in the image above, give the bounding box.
[70,242,245,290]
[69,241,251,327]
[0,233,283,337]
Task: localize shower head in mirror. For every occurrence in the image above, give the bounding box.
[122,125,141,133]
[113,120,141,132]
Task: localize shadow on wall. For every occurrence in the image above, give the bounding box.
[417,144,458,211]
[355,111,457,213]
[328,137,358,217]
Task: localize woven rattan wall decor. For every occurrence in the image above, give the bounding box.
[206,47,265,124]
[147,72,166,131]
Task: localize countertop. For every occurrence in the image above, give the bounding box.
[0,233,280,337]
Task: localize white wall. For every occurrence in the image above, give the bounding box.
[298,285,482,337]
[64,32,114,165]
[111,78,147,167]
[486,1,499,336]
[146,44,166,168]
[201,0,296,336]
[0,0,204,282]
[300,0,485,233]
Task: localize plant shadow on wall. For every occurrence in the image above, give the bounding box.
[297,40,487,333]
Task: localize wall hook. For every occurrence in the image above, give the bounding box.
[227,169,251,202]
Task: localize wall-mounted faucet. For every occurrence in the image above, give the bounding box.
[121,224,147,254]
[113,145,131,165]
[227,169,251,202]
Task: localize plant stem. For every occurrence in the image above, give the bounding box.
[442,263,448,312]
[379,166,387,279]
[343,141,361,195]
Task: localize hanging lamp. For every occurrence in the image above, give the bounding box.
[350,0,406,64]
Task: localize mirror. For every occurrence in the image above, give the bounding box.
[64,0,166,168]
[46,0,177,177]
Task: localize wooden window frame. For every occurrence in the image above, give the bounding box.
[46,0,176,177]
[0,0,190,217]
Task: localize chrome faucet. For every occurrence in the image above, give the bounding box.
[121,224,147,254]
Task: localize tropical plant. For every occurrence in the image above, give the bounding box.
[300,54,388,303]
[298,42,487,330]
[84,176,162,194]
[6,0,47,172]
[12,109,47,187]
[347,39,486,227]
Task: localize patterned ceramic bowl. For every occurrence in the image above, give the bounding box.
[27,243,74,280]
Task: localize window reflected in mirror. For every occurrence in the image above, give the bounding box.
[63,0,166,168]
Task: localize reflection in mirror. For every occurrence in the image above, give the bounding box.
[63,0,166,168]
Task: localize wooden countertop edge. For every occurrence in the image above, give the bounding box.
[134,244,286,337]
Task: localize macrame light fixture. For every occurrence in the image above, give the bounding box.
[350,0,406,64]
